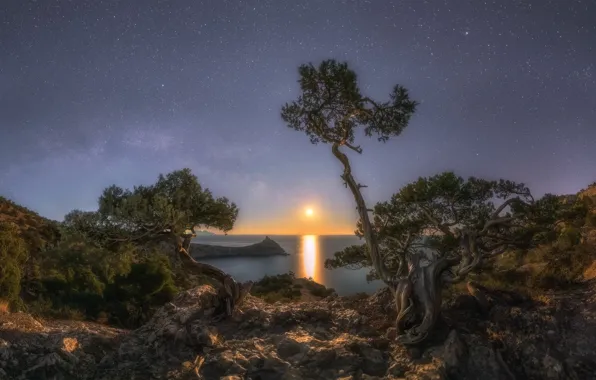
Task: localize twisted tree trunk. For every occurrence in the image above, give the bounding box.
[331,141,447,344]
[331,142,528,345]
[393,256,456,344]
[392,222,523,344]
[331,142,393,286]
[175,234,252,317]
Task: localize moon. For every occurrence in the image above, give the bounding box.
[305,208,314,217]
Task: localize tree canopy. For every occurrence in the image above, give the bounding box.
[4,168,243,326]
[327,172,579,282]
[63,168,238,247]
[281,59,418,151]
[281,59,418,287]
[62,168,249,318]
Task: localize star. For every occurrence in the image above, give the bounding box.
[0,0,594,234]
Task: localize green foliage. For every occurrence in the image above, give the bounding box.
[0,222,28,309]
[250,272,335,303]
[17,168,237,327]
[281,59,418,148]
[302,280,336,298]
[25,234,178,328]
[469,241,596,293]
[557,227,582,250]
[103,254,178,328]
[251,272,301,303]
[325,244,371,271]
[0,168,238,328]
[64,168,238,247]
[327,172,568,281]
[442,190,596,294]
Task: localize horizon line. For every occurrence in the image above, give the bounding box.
[203,233,358,236]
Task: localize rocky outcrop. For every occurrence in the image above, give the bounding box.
[191,236,288,259]
[2,280,596,379]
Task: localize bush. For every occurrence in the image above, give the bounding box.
[303,280,335,298]
[250,272,336,303]
[557,227,582,250]
[0,222,28,309]
[251,273,301,303]
[464,241,596,297]
[21,234,179,328]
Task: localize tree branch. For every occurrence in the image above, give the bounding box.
[491,197,519,219]
[418,205,453,237]
[479,217,514,235]
[331,142,392,286]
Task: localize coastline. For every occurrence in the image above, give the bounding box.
[190,236,290,259]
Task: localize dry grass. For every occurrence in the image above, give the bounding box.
[0,300,9,314]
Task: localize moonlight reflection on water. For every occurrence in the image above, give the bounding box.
[301,235,319,281]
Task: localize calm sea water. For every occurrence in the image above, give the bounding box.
[191,235,384,296]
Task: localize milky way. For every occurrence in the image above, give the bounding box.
[1,0,595,233]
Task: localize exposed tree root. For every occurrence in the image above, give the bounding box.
[177,234,253,318]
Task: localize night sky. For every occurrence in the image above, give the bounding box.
[1,0,595,234]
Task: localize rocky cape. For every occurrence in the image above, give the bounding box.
[2,278,596,379]
[190,236,289,259]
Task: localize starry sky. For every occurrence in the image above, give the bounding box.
[1,0,595,235]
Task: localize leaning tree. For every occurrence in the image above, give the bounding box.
[281,59,418,287]
[63,168,252,317]
[281,59,554,344]
[326,172,561,344]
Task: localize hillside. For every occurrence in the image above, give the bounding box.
[578,184,596,245]
[0,196,61,252]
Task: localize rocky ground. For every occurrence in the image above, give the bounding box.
[1,280,596,380]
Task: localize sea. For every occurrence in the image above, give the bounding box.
[191,235,384,296]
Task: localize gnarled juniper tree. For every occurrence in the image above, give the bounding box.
[281,59,417,287]
[63,168,251,317]
[281,59,556,345]
[328,172,564,344]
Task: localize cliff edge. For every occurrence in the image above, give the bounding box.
[2,280,596,379]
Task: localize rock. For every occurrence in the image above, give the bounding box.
[2,281,596,379]
[440,330,467,375]
[385,327,397,340]
[276,337,307,359]
[358,345,387,376]
[542,353,565,379]
[387,362,407,377]
[309,347,336,367]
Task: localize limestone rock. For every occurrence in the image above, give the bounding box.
[2,282,596,379]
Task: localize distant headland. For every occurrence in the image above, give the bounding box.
[190,236,289,259]
[194,230,216,236]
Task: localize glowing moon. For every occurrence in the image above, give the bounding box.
[305,208,314,216]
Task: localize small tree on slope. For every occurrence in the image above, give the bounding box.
[281,59,553,345]
[63,168,251,317]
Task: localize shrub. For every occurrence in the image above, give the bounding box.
[303,280,335,298]
[0,222,28,309]
[557,227,582,250]
[250,273,336,303]
[251,273,301,303]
